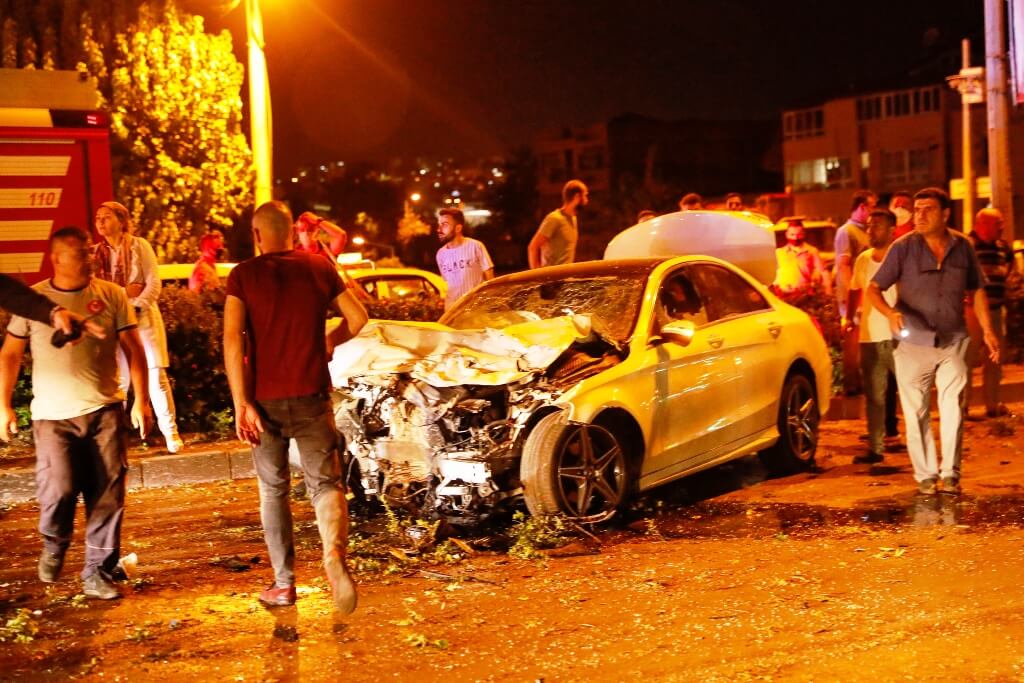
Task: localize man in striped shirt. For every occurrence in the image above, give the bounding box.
[966,207,1017,418]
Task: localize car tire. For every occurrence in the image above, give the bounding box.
[520,411,629,522]
[760,372,820,474]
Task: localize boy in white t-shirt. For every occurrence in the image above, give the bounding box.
[436,208,494,310]
[846,208,900,464]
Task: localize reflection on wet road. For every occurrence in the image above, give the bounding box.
[614,493,1024,540]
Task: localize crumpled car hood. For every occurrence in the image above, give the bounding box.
[329,314,597,388]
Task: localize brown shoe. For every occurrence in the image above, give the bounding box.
[258,585,296,607]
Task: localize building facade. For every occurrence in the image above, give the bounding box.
[783,84,1024,237]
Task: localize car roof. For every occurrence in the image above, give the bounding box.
[488,259,670,287]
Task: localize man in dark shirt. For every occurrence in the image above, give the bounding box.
[224,201,367,614]
[965,207,1016,418]
[866,188,998,497]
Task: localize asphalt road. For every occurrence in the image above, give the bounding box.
[1,402,1022,682]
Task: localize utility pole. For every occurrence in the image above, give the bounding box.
[961,39,976,233]
[985,0,1016,238]
[245,0,273,206]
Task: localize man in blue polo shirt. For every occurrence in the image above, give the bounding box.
[866,187,999,497]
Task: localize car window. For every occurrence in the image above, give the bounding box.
[654,270,708,330]
[687,263,770,321]
[360,276,438,301]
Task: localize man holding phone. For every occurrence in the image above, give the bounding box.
[0,227,152,600]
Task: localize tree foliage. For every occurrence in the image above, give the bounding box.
[1,0,252,262]
[84,1,252,261]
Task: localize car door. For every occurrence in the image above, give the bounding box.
[638,268,737,482]
[686,262,783,449]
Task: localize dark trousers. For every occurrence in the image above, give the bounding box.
[860,341,899,454]
[33,404,127,579]
[251,393,343,588]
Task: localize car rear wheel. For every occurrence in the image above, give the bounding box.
[760,372,819,473]
[521,412,629,522]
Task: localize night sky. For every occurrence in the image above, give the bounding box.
[203,0,985,173]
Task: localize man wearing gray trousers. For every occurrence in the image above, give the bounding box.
[0,227,152,600]
[867,188,999,496]
[224,201,367,614]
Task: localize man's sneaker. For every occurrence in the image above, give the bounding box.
[940,477,962,496]
[166,436,184,454]
[853,451,884,465]
[38,551,64,583]
[917,478,938,495]
[324,556,358,615]
[82,573,121,600]
[258,585,296,607]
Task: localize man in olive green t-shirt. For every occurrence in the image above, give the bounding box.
[528,179,589,269]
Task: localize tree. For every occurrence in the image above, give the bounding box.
[82,1,252,261]
[0,0,253,262]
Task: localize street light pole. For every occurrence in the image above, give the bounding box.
[985,0,1016,237]
[245,0,273,205]
[961,39,976,233]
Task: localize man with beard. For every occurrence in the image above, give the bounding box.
[529,179,589,269]
[436,208,494,310]
[773,219,831,294]
[846,209,901,464]
[189,230,226,294]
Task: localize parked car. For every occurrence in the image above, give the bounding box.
[157,262,236,287]
[342,266,446,303]
[328,255,831,525]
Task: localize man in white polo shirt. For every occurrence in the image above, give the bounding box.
[435,208,494,310]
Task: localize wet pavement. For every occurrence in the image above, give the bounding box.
[0,402,1023,681]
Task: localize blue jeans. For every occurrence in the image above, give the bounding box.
[251,393,342,588]
[860,340,897,454]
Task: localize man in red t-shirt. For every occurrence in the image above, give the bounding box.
[224,201,367,614]
[294,211,347,260]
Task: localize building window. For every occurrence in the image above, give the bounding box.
[783,107,825,140]
[785,157,853,191]
[857,86,941,121]
[881,148,935,185]
[860,151,870,168]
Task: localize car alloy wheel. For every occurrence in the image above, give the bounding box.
[521,412,629,522]
[761,372,819,472]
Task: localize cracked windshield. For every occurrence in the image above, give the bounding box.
[442,273,649,342]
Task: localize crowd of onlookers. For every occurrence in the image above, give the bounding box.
[0,178,1017,606]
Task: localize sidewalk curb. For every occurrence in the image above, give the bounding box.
[2,379,1021,504]
[0,445,253,504]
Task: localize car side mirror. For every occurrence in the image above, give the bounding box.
[659,320,697,346]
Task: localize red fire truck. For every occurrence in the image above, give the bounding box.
[0,68,113,284]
